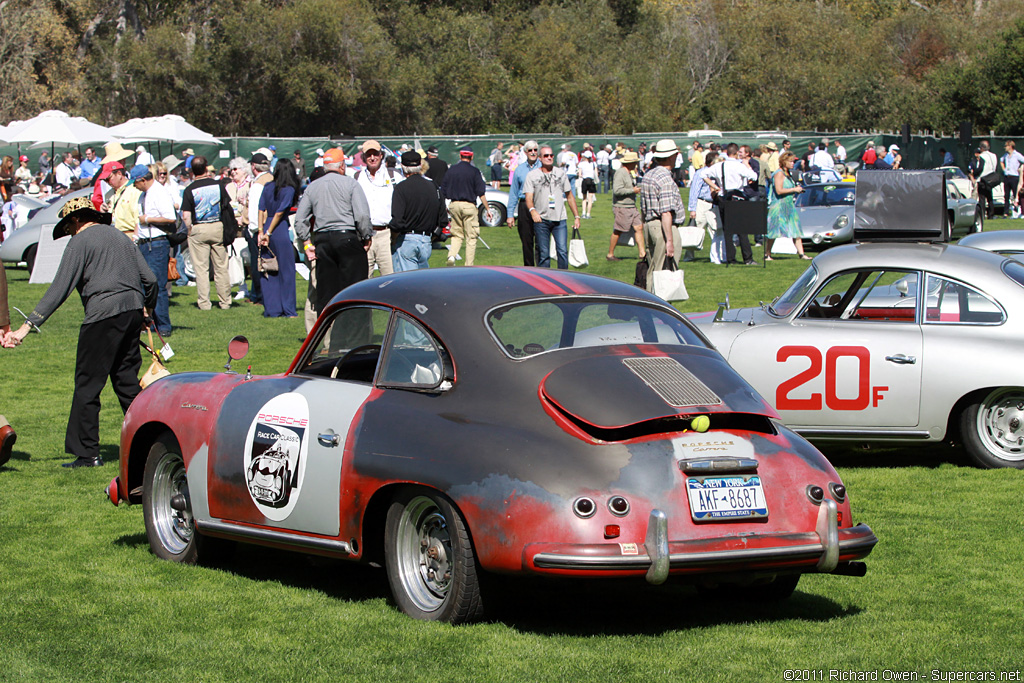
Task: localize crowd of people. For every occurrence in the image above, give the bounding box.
[5,131,1024,469]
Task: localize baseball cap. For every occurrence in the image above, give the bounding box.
[129,164,152,182]
[97,161,125,181]
[426,146,439,155]
[249,152,269,164]
[322,148,345,165]
[18,155,28,162]
[361,140,382,154]
[401,151,421,166]
[459,147,474,157]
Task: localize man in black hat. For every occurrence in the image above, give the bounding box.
[425,146,448,186]
[390,151,445,272]
[7,196,157,468]
[440,147,490,266]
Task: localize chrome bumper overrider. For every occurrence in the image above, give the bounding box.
[532,506,876,584]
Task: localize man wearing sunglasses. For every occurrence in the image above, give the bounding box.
[506,141,542,266]
[523,146,581,270]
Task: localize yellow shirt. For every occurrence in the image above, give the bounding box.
[691,150,705,170]
[107,185,142,238]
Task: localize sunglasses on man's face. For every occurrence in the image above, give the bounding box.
[526,148,539,153]
[541,153,554,158]
[364,150,381,158]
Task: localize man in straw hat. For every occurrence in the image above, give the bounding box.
[639,139,686,292]
[608,150,644,261]
[6,196,157,468]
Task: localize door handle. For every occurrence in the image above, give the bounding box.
[885,354,917,365]
[317,431,341,447]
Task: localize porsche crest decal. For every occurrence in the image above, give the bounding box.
[244,393,311,521]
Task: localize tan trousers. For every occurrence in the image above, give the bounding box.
[367,228,394,278]
[188,221,231,310]
[447,201,480,266]
[643,218,680,294]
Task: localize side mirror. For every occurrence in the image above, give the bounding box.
[225,335,249,373]
[895,279,910,297]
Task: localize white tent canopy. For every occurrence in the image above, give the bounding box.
[108,114,221,144]
[1,110,114,145]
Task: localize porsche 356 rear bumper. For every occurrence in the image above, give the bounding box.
[526,501,877,584]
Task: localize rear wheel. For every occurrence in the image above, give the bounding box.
[942,213,952,242]
[479,201,506,228]
[960,388,1024,468]
[384,488,484,623]
[971,210,984,233]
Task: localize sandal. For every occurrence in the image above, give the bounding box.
[799,254,812,260]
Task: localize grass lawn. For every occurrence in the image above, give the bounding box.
[1,197,1023,682]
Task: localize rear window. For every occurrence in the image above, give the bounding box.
[795,185,856,207]
[1003,259,1024,289]
[487,299,706,359]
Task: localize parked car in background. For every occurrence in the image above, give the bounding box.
[959,229,1024,256]
[796,182,857,247]
[0,188,90,272]
[939,166,1004,215]
[689,242,1024,469]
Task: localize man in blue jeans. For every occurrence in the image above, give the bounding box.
[132,164,177,335]
[523,145,581,269]
[390,151,444,271]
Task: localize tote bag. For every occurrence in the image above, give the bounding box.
[568,227,588,268]
[651,259,688,302]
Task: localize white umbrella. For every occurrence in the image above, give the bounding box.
[112,114,221,144]
[2,110,114,145]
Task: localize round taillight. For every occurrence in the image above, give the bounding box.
[573,497,596,518]
[608,496,630,517]
[829,483,847,503]
[806,485,825,504]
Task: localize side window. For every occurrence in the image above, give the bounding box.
[296,307,391,382]
[800,270,919,322]
[488,302,563,357]
[378,316,445,388]
[924,275,1005,324]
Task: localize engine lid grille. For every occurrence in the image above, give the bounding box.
[622,357,723,408]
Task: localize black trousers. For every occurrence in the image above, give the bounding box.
[516,199,540,267]
[313,231,367,314]
[979,182,995,218]
[1004,176,1019,215]
[68,310,144,459]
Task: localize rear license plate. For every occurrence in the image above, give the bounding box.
[686,476,768,521]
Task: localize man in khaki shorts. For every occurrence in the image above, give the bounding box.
[608,151,644,261]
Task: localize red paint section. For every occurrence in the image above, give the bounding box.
[483,266,573,295]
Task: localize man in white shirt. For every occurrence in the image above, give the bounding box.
[1001,141,1024,218]
[134,165,177,336]
[596,145,612,193]
[978,141,1000,219]
[354,139,401,277]
[718,143,759,265]
[558,144,578,198]
[810,142,835,171]
[136,146,156,166]
[54,152,75,189]
[833,140,847,165]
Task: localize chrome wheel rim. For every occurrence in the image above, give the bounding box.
[976,388,1024,462]
[395,496,452,612]
[152,452,194,554]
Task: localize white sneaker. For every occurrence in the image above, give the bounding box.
[234,291,246,300]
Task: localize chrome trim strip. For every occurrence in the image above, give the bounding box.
[645,510,669,585]
[815,499,839,572]
[795,428,932,440]
[533,532,877,572]
[198,520,353,555]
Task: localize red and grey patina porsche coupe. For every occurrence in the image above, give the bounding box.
[107,267,876,623]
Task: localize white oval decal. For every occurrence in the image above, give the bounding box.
[243,393,311,521]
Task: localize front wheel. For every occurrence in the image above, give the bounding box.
[384,488,484,623]
[960,388,1024,468]
[143,433,199,563]
[972,210,984,234]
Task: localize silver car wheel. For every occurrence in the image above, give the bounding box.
[394,496,452,611]
[963,388,1024,468]
[384,488,484,622]
[143,435,197,560]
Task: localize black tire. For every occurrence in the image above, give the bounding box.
[142,432,235,563]
[143,433,199,563]
[384,487,484,623]
[479,201,506,228]
[972,210,984,234]
[960,388,1024,469]
[24,244,37,273]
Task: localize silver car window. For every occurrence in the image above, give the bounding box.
[924,274,1005,325]
[798,269,919,322]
